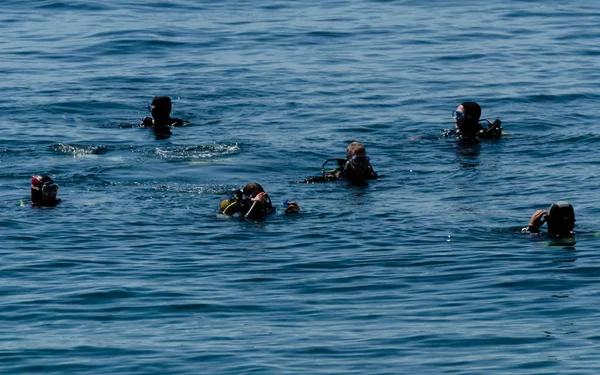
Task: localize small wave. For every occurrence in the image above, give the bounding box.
[517,92,600,104]
[34,1,110,11]
[75,37,189,57]
[153,143,240,160]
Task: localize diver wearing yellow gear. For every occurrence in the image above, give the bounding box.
[219,182,299,219]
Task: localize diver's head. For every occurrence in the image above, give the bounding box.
[453,102,481,132]
[242,182,265,199]
[149,96,172,120]
[31,174,59,206]
[345,142,371,176]
[546,201,575,237]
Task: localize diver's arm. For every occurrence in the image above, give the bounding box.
[304,176,326,183]
[171,118,187,126]
[367,166,378,179]
[140,117,153,127]
[442,129,456,137]
[527,210,548,233]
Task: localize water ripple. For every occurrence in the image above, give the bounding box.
[2,1,600,374]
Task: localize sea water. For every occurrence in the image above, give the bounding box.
[2,1,600,373]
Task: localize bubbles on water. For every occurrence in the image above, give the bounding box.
[150,183,237,197]
[153,143,240,160]
[61,115,82,123]
[52,143,108,157]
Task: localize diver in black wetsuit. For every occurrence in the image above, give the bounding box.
[305,141,378,183]
[31,174,60,207]
[447,102,502,141]
[522,201,576,238]
[218,182,300,219]
[140,96,186,130]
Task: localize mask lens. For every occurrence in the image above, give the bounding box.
[351,155,370,167]
[452,110,464,120]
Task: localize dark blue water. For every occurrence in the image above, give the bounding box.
[2,1,600,373]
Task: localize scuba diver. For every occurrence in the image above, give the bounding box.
[218,182,300,219]
[445,102,502,141]
[522,201,576,238]
[304,142,378,183]
[140,96,186,130]
[31,174,60,207]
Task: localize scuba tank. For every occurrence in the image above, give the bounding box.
[219,189,247,215]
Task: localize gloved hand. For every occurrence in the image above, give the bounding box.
[284,201,300,214]
[528,209,548,229]
[251,192,270,204]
